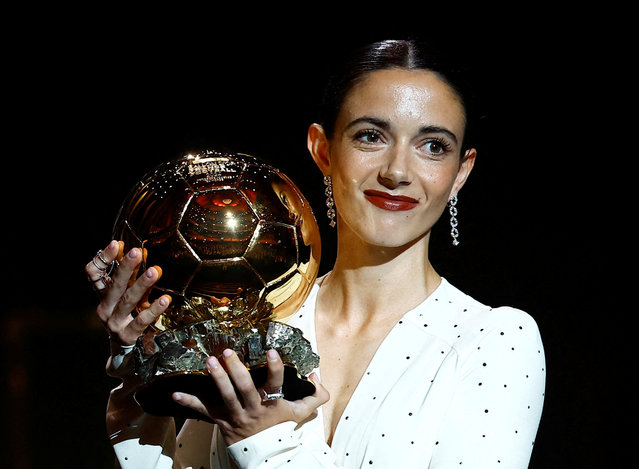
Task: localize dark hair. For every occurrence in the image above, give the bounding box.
[319,39,479,153]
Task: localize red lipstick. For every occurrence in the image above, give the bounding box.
[363,190,419,211]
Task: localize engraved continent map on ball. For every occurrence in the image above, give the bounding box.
[112,150,321,419]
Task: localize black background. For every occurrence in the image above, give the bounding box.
[0,10,630,468]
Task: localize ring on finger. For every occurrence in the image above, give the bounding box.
[97,273,112,288]
[260,388,285,402]
[92,256,108,272]
[88,272,112,292]
[106,259,119,276]
[93,250,119,275]
[96,249,110,267]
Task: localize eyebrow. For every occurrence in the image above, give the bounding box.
[345,116,459,145]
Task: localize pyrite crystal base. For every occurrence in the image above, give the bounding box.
[133,316,319,422]
[135,365,314,423]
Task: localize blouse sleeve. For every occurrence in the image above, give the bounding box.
[226,421,342,468]
[429,308,546,469]
[174,418,215,468]
[106,343,178,469]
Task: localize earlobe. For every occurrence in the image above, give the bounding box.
[307,123,331,175]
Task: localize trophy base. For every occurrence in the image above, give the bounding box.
[134,364,316,423]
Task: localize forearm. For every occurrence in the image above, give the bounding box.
[107,381,177,468]
[106,344,177,468]
[226,421,342,468]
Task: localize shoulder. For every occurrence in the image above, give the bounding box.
[408,279,544,361]
[444,278,541,337]
[465,304,542,344]
[442,281,545,377]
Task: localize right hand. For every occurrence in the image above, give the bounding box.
[85,240,172,348]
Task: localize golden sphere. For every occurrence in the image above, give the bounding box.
[113,150,321,329]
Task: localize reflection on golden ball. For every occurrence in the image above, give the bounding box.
[113,150,321,329]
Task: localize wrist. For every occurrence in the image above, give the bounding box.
[107,339,137,379]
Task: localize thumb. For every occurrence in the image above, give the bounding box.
[289,373,329,422]
[308,372,330,405]
[172,392,211,419]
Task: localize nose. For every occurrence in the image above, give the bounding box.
[377,145,412,189]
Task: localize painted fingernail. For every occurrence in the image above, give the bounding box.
[267,349,279,362]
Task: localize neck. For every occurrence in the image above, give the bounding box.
[320,226,441,323]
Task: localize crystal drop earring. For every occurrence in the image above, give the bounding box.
[448,195,459,246]
[324,175,336,228]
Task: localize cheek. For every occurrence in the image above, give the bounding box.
[332,152,378,189]
[420,166,459,200]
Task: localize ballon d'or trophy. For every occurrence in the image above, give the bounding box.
[112,150,321,421]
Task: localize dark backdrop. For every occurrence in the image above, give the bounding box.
[1,12,629,468]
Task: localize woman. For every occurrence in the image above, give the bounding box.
[86,40,545,468]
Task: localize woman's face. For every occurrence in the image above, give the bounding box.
[309,68,475,249]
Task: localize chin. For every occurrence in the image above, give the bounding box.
[348,219,431,250]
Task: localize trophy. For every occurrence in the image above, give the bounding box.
[112,150,321,421]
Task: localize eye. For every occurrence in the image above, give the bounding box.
[354,129,384,145]
[422,138,452,156]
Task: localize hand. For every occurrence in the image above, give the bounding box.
[173,348,329,446]
[85,240,171,349]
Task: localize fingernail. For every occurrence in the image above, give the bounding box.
[267,349,279,362]
[207,356,219,370]
[173,392,182,401]
[145,268,154,278]
[222,349,234,358]
[128,248,139,259]
[158,296,168,307]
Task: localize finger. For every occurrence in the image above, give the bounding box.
[116,241,125,262]
[128,247,148,288]
[304,373,330,406]
[109,266,161,327]
[100,248,144,311]
[263,349,285,395]
[85,240,119,281]
[127,294,171,338]
[310,373,330,398]
[172,392,211,419]
[289,372,330,421]
[222,349,263,408]
[136,266,163,310]
[207,354,247,414]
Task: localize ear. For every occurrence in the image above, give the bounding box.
[451,148,477,196]
[307,123,331,175]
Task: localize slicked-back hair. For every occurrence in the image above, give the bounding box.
[319,39,478,154]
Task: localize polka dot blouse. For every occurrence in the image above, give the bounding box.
[112,277,545,468]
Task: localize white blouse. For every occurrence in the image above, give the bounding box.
[112,277,545,468]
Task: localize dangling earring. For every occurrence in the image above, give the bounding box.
[324,175,336,228]
[448,195,460,246]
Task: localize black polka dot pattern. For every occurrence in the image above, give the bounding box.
[110,278,544,469]
[232,280,544,467]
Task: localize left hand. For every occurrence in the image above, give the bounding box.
[172,348,329,445]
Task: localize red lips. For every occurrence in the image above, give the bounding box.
[363,190,419,211]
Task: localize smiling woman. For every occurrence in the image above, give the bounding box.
[309,67,475,253]
[89,39,545,469]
